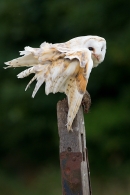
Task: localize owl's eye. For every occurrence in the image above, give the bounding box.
[88,47,94,51]
[101,47,103,51]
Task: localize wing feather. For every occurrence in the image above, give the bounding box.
[45,79,53,95]
[25,75,37,91]
[4,54,39,68]
[52,59,79,94]
[4,37,95,130]
[32,74,45,98]
[52,43,91,68]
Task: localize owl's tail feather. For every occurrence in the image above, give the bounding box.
[66,69,88,131]
[67,93,83,131]
[65,77,84,131]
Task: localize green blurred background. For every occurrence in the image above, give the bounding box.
[0,0,130,194]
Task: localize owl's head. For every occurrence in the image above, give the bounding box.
[83,36,106,67]
[68,35,106,67]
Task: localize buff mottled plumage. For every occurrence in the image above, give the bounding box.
[4,35,106,131]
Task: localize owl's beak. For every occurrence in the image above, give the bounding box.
[92,54,99,61]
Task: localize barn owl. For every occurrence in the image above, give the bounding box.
[4,35,106,131]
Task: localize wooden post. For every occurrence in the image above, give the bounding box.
[57,93,91,195]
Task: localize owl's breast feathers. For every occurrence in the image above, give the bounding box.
[4,41,93,131]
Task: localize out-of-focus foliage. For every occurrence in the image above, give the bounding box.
[0,0,130,194]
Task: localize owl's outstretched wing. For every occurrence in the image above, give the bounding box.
[4,43,64,68]
[4,42,90,69]
[4,42,93,131]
